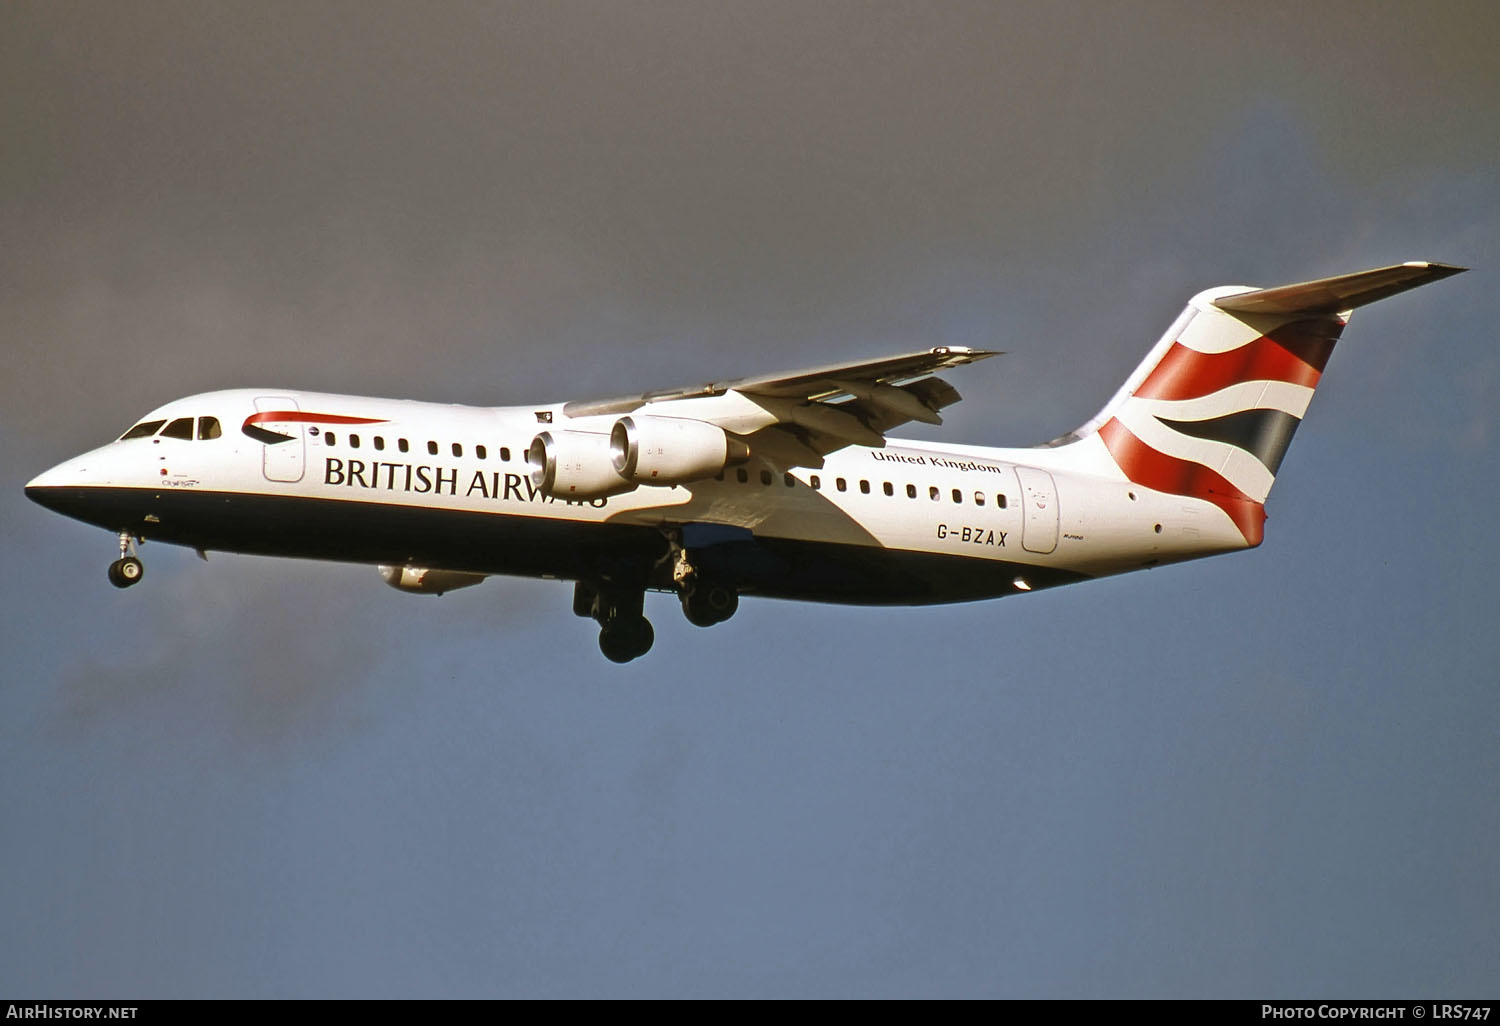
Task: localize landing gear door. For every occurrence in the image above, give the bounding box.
[253,396,305,483]
[1016,466,1058,554]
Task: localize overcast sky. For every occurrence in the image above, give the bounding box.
[2,1,1496,997]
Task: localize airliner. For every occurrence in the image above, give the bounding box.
[25,261,1463,661]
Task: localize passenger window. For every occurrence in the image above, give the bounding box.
[476,445,487,460]
[760,469,773,486]
[197,417,222,440]
[906,484,917,499]
[836,478,847,492]
[810,475,821,490]
[715,471,724,482]
[501,447,511,462]
[374,436,385,451]
[160,417,194,440]
[398,438,409,453]
[784,473,796,487]
[452,443,463,457]
[997,494,1008,509]
[952,489,962,504]
[882,482,893,497]
[736,468,749,484]
[325,432,337,447]
[120,420,166,440]
[929,486,940,501]
[974,491,985,506]
[428,441,439,456]
[349,434,361,449]
[859,480,870,494]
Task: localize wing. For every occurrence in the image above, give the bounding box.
[562,346,998,467]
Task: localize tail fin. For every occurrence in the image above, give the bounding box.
[1059,262,1465,546]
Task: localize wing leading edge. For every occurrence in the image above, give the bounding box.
[564,346,998,466]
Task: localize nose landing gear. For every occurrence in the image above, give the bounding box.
[108,532,144,589]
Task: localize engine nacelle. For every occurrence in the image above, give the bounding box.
[527,430,637,500]
[378,565,487,595]
[609,416,749,485]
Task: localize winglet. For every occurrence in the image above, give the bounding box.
[1212,262,1467,316]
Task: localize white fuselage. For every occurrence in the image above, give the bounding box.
[26,387,1248,605]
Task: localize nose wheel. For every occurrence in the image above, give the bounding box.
[108,557,144,588]
[108,532,144,589]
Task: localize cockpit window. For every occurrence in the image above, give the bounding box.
[160,417,195,440]
[120,420,166,440]
[197,416,222,440]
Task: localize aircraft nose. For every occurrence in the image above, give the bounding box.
[26,463,74,513]
[25,455,99,516]
[24,483,59,513]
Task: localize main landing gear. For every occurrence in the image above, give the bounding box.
[574,581,655,664]
[678,576,738,627]
[573,536,742,663]
[108,531,144,589]
[669,544,738,628]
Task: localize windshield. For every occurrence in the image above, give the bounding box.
[119,419,166,440]
[159,417,195,440]
[118,415,225,442]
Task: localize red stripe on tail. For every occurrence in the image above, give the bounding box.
[1134,329,1335,402]
[1098,419,1265,546]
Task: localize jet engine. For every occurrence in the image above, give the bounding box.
[609,416,750,486]
[378,565,487,595]
[527,430,636,500]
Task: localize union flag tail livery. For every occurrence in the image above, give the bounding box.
[1051,262,1465,547]
[24,261,1465,662]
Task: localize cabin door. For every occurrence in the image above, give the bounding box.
[1015,466,1058,554]
[253,396,306,483]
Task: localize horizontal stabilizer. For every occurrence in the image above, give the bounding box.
[1213,261,1466,316]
